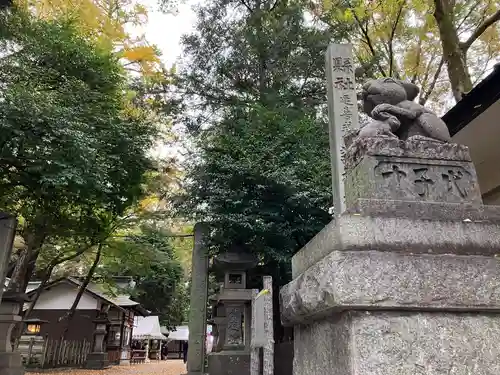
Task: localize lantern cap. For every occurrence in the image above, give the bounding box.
[23,318,49,324]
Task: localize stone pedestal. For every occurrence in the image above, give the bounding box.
[84,352,109,370]
[281,137,500,375]
[208,351,251,375]
[0,293,26,375]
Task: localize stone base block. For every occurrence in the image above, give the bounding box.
[84,352,109,369]
[294,311,500,375]
[281,249,500,325]
[291,199,500,278]
[207,351,250,375]
[343,137,482,208]
[0,352,23,375]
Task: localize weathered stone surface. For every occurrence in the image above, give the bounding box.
[216,289,254,302]
[207,351,250,375]
[358,78,451,143]
[325,43,359,217]
[0,352,23,375]
[291,205,500,278]
[348,198,500,222]
[343,137,482,208]
[225,303,244,349]
[345,154,481,206]
[283,250,500,326]
[262,277,273,375]
[294,311,500,375]
[345,136,471,170]
[187,223,209,375]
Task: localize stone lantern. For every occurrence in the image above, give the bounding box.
[207,248,257,375]
[0,292,27,375]
[19,318,49,365]
[85,304,111,369]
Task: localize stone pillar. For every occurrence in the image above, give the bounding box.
[0,293,25,375]
[85,314,110,369]
[187,223,209,375]
[250,289,259,375]
[244,302,251,349]
[262,277,273,375]
[0,214,16,301]
[0,214,23,375]
[325,43,359,216]
[280,137,500,375]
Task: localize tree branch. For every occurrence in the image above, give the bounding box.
[388,0,405,77]
[346,0,386,77]
[456,0,482,32]
[419,57,444,105]
[411,38,423,83]
[61,245,102,340]
[460,9,500,51]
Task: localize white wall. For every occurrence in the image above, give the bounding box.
[30,282,99,310]
[453,100,500,202]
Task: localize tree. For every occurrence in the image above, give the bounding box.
[174,0,337,287]
[0,9,156,293]
[432,0,500,101]
[97,226,186,329]
[14,0,164,76]
[313,0,500,106]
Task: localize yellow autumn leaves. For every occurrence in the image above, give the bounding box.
[15,0,163,77]
[315,0,500,107]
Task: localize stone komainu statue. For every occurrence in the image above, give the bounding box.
[358,77,451,142]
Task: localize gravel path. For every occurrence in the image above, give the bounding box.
[30,360,187,375]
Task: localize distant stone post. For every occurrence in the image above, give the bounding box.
[262,276,273,375]
[186,223,209,375]
[250,276,274,375]
[250,289,259,375]
[280,43,500,375]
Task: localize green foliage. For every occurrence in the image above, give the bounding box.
[175,0,337,285]
[98,226,186,329]
[0,9,157,290]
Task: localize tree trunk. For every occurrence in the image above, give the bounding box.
[23,266,55,321]
[61,245,102,340]
[433,0,473,102]
[8,231,45,293]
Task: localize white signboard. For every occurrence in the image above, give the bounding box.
[251,289,267,348]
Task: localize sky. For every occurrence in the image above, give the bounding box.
[133,0,198,68]
[129,0,199,160]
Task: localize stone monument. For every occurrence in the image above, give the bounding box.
[207,249,257,375]
[186,223,209,375]
[280,43,500,375]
